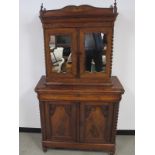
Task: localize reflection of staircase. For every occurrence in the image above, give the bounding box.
[52,58,65,73]
[50,47,65,73]
[50,47,72,73]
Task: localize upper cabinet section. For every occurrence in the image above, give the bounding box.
[40,3,118,86]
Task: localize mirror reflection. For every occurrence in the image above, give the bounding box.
[49,35,72,73]
[84,32,107,72]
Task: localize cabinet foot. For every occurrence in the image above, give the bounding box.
[43,147,47,152]
[109,152,114,155]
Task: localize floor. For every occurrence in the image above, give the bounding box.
[19,133,135,155]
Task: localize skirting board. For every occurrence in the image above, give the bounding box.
[19,127,135,135]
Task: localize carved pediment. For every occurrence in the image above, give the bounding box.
[40,3,118,21]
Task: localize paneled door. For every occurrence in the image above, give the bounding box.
[80,102,113,143]
[45,101,77,142]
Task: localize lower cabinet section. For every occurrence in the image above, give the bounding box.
[40,101,118,154]
[36,76,124,155]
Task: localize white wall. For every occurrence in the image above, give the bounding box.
[19,0,135,129]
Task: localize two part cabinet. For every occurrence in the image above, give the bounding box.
[35,3,124,155]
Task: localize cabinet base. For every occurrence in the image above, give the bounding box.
[42,141,115,153]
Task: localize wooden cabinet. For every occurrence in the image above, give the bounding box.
[35,2,124,155]
[35,76,124,155]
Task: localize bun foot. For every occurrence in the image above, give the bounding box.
[43,147,47,152]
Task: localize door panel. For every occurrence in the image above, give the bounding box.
[80,102,113,143]
[79,27,113,82]
[44,28,78,83]
[45,102,77,142]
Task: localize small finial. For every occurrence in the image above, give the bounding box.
[40,3,43,12]
[114,0,117,14]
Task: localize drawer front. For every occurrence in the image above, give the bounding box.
[44,101,77,142]
[80,102,113,143]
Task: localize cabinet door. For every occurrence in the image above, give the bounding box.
[45,102,77,142]
[80,102,113,143]
[44,28,78,83]
[79,28,113,83]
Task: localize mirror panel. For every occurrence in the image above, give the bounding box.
[49,35,72,73]
[84,32,107,72]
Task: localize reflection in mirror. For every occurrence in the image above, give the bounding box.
[49,35,72,73]
[84,32,107,72]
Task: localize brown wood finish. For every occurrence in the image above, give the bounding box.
[35,2,124,155]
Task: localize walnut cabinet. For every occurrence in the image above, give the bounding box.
[35,2,124,155]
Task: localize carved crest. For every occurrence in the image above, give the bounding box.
[40,0,118,15]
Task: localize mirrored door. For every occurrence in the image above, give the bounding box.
[49,35,72,73]
[45,28,77,83]
[79,28,112,81]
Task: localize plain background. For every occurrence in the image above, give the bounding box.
[19,0,135,130]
